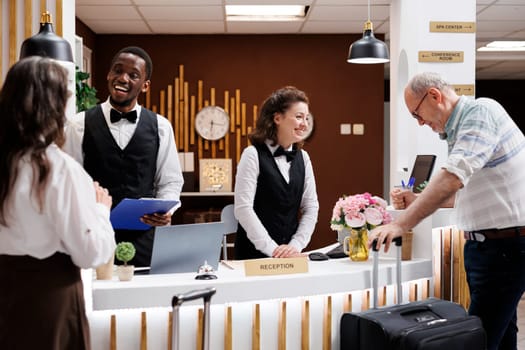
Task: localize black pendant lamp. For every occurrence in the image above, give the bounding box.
[19,11,73,62]
[347,0,389,64]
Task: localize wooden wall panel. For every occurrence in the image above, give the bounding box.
[88,34,385,251]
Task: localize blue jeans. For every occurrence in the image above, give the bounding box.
[464,237,525,350]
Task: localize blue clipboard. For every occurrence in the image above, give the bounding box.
[110,198,180,230]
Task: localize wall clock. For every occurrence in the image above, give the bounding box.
[195,106,230,141]
[302,112,314,140]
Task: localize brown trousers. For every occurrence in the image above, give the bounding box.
[0,252,90,350]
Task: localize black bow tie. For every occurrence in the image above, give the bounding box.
[110,109,137,123]
[273,146,297,162]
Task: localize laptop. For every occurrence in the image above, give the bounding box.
[146,221,225,274]
[409,155,436,193]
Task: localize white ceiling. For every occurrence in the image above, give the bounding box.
[75,0,525,80]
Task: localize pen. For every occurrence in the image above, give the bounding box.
[408,177,415,189]
[401,180,406,189]
[220,260,235,270]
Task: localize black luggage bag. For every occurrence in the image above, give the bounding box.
[340,238,486,349]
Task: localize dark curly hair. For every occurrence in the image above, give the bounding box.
[249,86,309,146]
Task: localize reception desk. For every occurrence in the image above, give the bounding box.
[92,252,432,311]
[87,209,454,349]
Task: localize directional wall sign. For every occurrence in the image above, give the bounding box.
[430,21,476,33]
[418,51,464,63]
[452,84,475,96]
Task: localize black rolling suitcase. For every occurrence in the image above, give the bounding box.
[171,287,216,350]
[340,238,486,349]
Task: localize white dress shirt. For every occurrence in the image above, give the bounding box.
[63,99,184,201]
[0,144,116,268]
[234,141,319,256]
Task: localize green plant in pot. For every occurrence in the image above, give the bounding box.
[115,241,136,281]
[76,66,99,113]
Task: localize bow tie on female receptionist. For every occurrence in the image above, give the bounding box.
[110,109,137,123]
[273,146,297,162]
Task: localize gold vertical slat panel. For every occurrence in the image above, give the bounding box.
[159,89,166,118]
[196,308,203,350]
[278,301,286,350]
[361,290,370,311]
[190,95,196,145]
[24,0,32,38]
[224,306,233,350]
[56,0,63,36]
[253,105,258,129]
[40,0,46,16]
[224,132,230,159]
[252,304,260,350]
[409,282,418,302]
[9,0,17,66]
[140,311,147,350]
[301,299,309,350]
[241,103,246,136]
[323,296,332,350]
[174,78,179,142]
[110,314,117,350]
[183,82,189,152]
[210,87,215,106]
[235,128,241,164]
[235,89,241,126]
[167,311,173,350]
[197,80,203,111]
[443,228,452,300]
[167,85,173,125]
[422,279,430,300]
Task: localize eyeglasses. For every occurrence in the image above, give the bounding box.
[411,91,429,121]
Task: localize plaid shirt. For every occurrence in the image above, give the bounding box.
[443,96,525,231]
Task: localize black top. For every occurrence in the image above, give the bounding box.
[235,143,305,259]
[82,105,159,207]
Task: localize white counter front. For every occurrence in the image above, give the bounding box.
[92,253,431,310]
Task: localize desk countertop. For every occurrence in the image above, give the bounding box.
[92,248,431,310]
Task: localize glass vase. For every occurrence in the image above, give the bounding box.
[348,227,369,261]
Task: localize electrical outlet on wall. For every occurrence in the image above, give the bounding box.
[353,123,364,135]
[340,123,352,135]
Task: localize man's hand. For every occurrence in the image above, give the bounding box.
[368,223,405,253]
[141,212,172,226]
[390,188,417,209]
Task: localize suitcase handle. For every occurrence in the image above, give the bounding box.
[371,236,402,251]
[172,287,216,307]
[172,287,216,350]
[372,237,402,308]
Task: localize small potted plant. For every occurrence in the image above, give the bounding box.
[115,241,136,281]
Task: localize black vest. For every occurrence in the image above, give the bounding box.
[82,106,159,208]
[235,144,305,259]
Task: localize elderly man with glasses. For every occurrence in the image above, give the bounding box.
[369,71,525,350]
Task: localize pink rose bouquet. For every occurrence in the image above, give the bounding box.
[330,192,392,231]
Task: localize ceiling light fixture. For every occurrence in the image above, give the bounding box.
[477,41,525,52]
[19,11,73,62]
[347,0,389,64]
[225,5,307,21]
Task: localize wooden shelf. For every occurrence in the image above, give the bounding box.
[181,192,234,197]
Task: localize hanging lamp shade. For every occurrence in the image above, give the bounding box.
[347,20,389,64]
[20,11,73,62]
